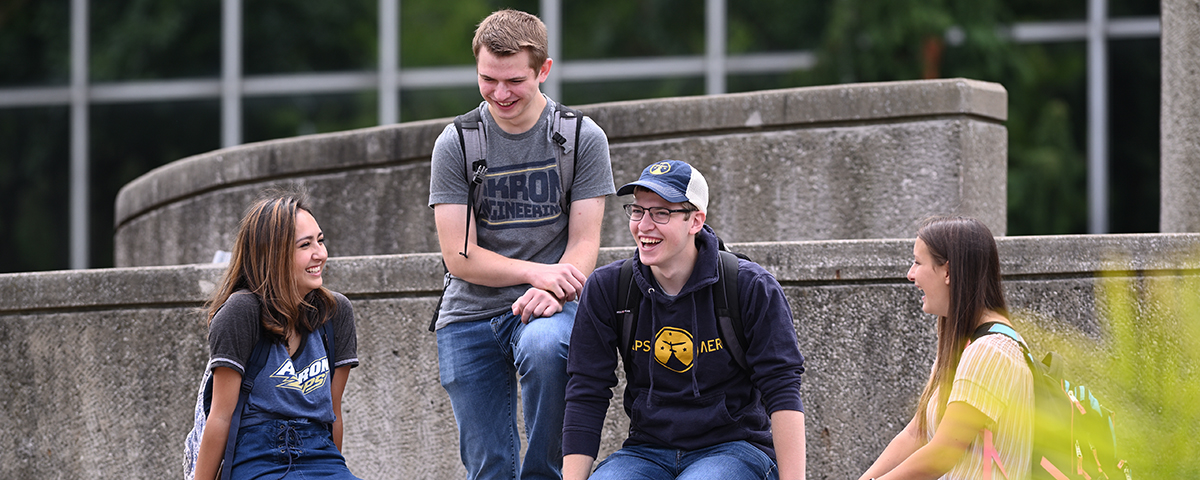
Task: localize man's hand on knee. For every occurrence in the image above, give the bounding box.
[512,287,566,323]
[525,263,587,302]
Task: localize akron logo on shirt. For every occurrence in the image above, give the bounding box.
[479,159,564,230]
[270,357,330,395]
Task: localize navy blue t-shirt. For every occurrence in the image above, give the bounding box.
[207,291,358,425]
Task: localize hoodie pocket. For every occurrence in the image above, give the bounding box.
[630,390,737,440]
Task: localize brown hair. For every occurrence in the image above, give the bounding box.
[913,216,1008,436]
[472,9,548,71]
[206,185,336,339]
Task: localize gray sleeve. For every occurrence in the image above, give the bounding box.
[207,292,262,374]
[330,292,359,369]
[570,117,616,201]
[429,122,468,208]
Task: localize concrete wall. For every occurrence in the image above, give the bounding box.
[1161,0,1200,232]
[3,234,1197,479]
[113,78,1007,267]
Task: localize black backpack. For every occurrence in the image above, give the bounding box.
[428,104,583,331]
[451,103,582,259]
[971,322,1131,480]
[615,247,751,374]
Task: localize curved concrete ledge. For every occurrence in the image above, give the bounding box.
[114,78,1008,267]
[3,233,1196,479]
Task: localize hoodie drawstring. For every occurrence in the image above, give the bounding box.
[689,294,701,398]
[646,287,657,400]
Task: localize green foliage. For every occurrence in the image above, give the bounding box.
[1106,38,1160,234]
[1005,43,1089,235]
[1019,259,1200,478]
[90,0,220,81]
[1007,97,1087,234]
[564,77,704,106]
[563,0,703,59]
[88,101,221,267]
[244,0,376,75]
[0,107,70,273]
[399,0,492,67]
[794,0,1126,236]
[0,0,69,86]
[727,0,828,54]
[0,0,1165,270]
[244,92,377,143]
[816,0,951,83]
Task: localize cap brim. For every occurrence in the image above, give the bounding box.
[617,179,690,204]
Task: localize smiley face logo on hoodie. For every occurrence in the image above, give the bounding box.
[653,327,694,373]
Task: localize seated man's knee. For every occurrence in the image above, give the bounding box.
[515,317,571,366]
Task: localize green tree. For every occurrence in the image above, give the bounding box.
[1019,254,1200,478]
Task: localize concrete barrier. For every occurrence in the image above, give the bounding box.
[113,78,1007,267]
[3,234,1197,479]
[1161,0,1200,232]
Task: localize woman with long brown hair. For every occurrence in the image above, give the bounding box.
[859,216,1033,480]
[186,186,361,479]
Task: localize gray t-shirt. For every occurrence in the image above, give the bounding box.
[428,97,615,328]
[208,290,359,375]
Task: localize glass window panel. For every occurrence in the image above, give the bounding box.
[90,100,220,268]
[1007,1,1086,21]
[243,92,377,144]
[727,72,814,94]
[1107,38,1159,233]
[563,77,704,106]
[90,0,220,81]
[244,0,376,75]
[400,86,481,122]
[727,1,827,54]
[0,0,70,86]
[1003,41,1089,235]
[399,0,538,68]
[1109,0,1159,18]
[562,0,704,59]
[0,106,70,272]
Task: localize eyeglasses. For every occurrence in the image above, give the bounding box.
[623,204,695,224]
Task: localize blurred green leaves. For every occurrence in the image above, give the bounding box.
[1019,255,1200,478]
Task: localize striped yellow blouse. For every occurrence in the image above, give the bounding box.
[926,334,1035,480]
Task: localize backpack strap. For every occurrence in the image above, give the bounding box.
[550,104,581,214]
[981,429,1012,480]
[617,258,641,380]
[319,318,336,373]
[615,250,749,375]
[970,322,1024,480]
[714,250,749,372]
[971,322,1027,348]
[428,269,449,332]
[317,317,337,429]
[431,110,487,330]
[453,109,488,259]
[220,329,271,480]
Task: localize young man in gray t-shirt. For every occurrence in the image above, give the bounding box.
[427,9,615,480]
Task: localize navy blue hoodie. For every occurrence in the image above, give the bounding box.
[563,226,805,459]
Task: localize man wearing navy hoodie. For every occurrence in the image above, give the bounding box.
[562,160,807,480]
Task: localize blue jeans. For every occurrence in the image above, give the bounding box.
[230,418,361,479]
[590,441,778,480]
[437,302,577,480]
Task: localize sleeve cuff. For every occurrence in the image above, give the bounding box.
[562,429,602,458]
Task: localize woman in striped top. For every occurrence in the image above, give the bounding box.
[858,216,1034,480]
